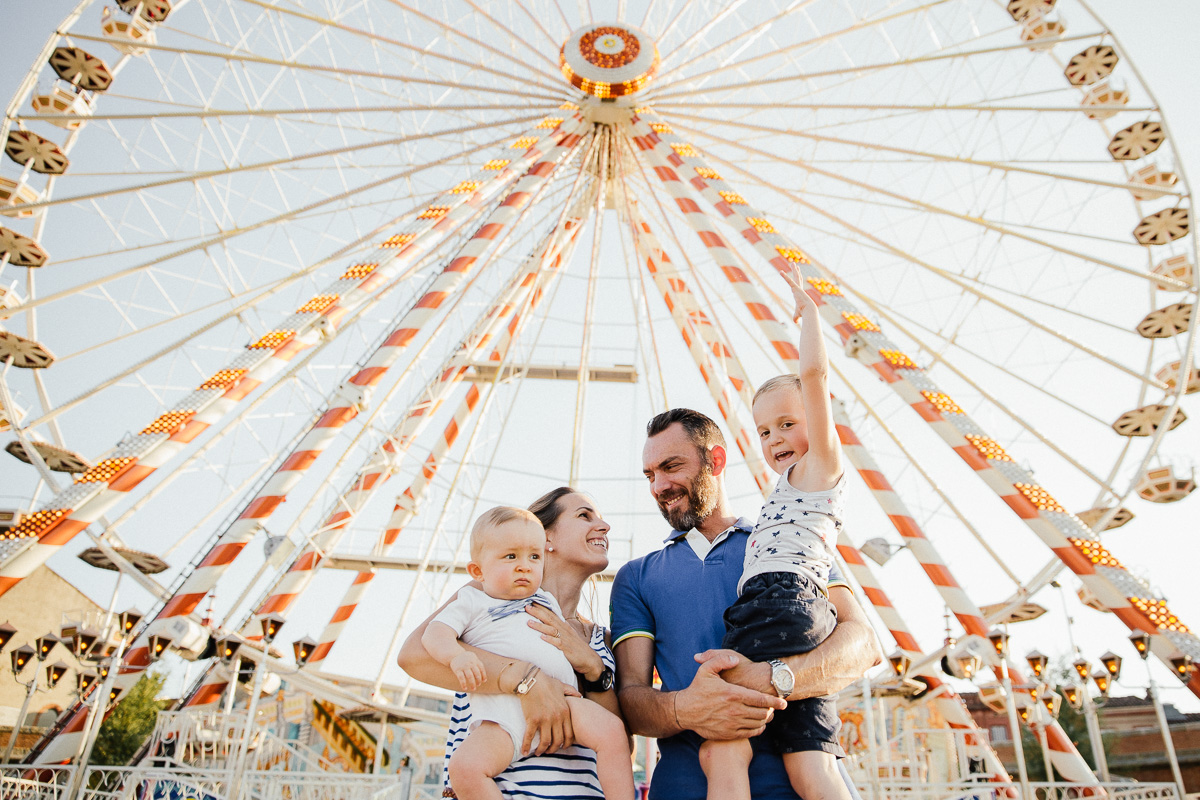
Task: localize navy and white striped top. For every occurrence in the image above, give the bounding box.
[442,624,615,799]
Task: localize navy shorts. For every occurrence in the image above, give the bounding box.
[722,571,843,756]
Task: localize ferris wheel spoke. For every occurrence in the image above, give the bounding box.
[11,103,558,125]
[657,109,1183,206]
[461,0,564,79]
[650,31,1101,100]
[695,145,1165,390]
[3,127,530,319]
[510,0,568,51]
[651,0,961,95]
[676,121,1177,292]
[233,0,565,95]
[65,32,566,103]
[3,116,535,216]
[378,0,565,90]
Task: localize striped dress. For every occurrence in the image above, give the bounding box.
[441,625,615,798]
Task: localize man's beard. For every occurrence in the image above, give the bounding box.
[657,464,719,531]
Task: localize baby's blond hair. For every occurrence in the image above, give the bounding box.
[753,374,803,408]
[469,506,542,561]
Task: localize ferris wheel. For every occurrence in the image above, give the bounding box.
[0,0,1197,777]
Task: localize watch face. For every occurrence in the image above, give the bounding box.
[600,668,614,690]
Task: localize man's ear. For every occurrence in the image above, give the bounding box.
[466,561,484,582]
[709,444,727,476]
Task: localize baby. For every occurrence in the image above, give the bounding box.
[422,506,633,800]
[699,263,851,800]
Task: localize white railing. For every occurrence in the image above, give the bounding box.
[856,781,1181,800]
[144,711,336,773]
[0,765,75,799]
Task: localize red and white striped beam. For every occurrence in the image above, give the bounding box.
[630,111,1200,701]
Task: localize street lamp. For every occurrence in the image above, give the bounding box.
[1091,669,1111,698]
[77,670,98,694]
[9,644,34,674]
[45,661,69,690]
[1062,684,1081,711]
[67,627,101,660]
[34,635,57,662]
[1169,654,1194,683]
[987,629,1009,659]
[1099,651,1123,681]
[148,633,173,662]
[0,622,16,652]
[1072,657,1091,683]
[117,608,143,637]
[259,613,285,645]
[293,636,318,668]
[215,636,239,665]
[1025,650,1048,680]
[1041,690,1062,719]
[1129,632,1187,798]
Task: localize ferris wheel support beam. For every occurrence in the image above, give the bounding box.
[630,115,1106,784]
[169,130,592,713]
[27,121,582,766]
[675,120,1184,304]
[632,115,1200,706]
[306,177,600,671]
[652,0,812,81]
[621,157,1015,787]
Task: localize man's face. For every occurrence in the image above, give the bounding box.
[643,423,719,531]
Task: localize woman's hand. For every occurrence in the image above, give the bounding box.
[526,604,605,681]
[519,674,581,755]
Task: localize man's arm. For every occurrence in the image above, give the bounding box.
[615,635,784,741]
[696,585,883,700]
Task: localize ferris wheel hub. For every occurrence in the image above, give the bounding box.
[560,23,659,98]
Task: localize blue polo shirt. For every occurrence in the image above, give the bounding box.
[610,519,848,800]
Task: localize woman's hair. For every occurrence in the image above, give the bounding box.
[752,374,803,407]
[528,486,578,532]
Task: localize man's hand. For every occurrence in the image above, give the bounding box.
[519,674,581,756]
[675,653,785,741]
[694,649,772,695]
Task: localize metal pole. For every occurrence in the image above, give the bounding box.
[860,676,882,800]
[372,711,387,774]
[1001,672,1031,800]
[1080,692,1110,781]
[1038,723,1054,784]
[228,657,267,800]
[2,671,40,762]
[1146,668,1186,799]
[71,634,130,800]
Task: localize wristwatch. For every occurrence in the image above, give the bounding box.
[768,659,795,698]
[579,666,615,693]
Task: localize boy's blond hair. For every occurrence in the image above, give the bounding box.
[753,374,803,407]
[469,506,542,561]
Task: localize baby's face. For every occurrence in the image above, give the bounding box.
[472,519,546,600]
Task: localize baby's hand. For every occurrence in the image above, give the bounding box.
[451,652,486,691]
[780,260,817,322]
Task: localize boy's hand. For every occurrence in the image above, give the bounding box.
[450,652,486,691]
[780,261,817,322]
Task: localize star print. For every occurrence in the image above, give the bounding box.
[772,513,783,521]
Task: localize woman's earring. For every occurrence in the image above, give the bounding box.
[547,546,554,552]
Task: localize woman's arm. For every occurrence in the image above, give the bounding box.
[397,588,580,755]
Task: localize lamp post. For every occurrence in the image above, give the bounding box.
[1070,657,1110,782]
[229,614,285,800]
[1129,632,1186,799]
[2,640,45,763]
[988,629,1030,800]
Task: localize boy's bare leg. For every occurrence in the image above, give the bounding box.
[784,750,853,800]
[565,696,636,800]
[698,738,752,800]
[447,723,515,800]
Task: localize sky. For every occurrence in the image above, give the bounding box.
[1,0,1198,717]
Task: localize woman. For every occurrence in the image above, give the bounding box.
[397,487,620,798]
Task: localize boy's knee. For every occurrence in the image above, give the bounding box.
[699,739,750,773]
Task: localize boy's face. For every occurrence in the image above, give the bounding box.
[469,519,546,600]
[753,386,810,475]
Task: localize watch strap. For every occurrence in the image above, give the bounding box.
[578,666,614,693]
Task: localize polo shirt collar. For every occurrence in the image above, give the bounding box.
[662,520,753,544]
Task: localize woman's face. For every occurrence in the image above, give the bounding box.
[544,493,610,573]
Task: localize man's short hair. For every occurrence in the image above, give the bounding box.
[646,408,725,464]
[753,374,803,407]
[470,506,541,561]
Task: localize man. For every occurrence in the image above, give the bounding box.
[611,408,882,800]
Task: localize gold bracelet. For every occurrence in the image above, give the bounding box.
[497,660,518,693]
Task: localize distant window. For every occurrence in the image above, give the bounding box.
[990,724,1009,742]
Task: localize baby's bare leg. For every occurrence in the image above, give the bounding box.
[565,696,635,800]
[447,723,515,800]
[698,738,752,800]
[783,750,853,800]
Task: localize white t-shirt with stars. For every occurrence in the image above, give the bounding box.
[740,467,847,594]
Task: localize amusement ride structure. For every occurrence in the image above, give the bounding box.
[0,0,1197,798]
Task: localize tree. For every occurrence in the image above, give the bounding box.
[90,672,168,766]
